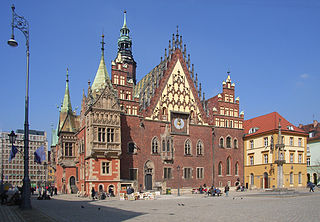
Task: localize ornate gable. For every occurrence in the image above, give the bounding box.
[145,49,208,125]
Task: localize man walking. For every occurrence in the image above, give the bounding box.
[224,184,230,197]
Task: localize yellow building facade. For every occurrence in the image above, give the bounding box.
[244,112,307,189]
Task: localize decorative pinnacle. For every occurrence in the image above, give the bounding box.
[123,10,127,28]
[66,68,69,82]
[101,34,105,55]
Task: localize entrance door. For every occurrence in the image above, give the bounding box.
[69,176,77,194]
[145,174,152,190]
[264,172,269,189]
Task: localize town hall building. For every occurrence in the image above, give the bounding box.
[52,12,244,195]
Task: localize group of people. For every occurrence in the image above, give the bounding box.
[36,186,57,200]
[198,184,231,197]
[0,186,22,205]
[91,186,115,200]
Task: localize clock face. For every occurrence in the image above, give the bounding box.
[174,118,184,130]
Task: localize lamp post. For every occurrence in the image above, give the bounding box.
[8,4,32,209]
[1,134,5,193]
[177,165,180,196]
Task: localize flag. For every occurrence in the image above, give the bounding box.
[9,145,18,162]
[34,146,46,164]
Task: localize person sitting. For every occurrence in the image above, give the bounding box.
[199,185,203,194]
[216,188,221,196]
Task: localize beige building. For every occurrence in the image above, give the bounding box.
[0,130,48,188]
[244,112,307,189]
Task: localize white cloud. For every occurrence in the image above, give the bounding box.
[300,73,309,79]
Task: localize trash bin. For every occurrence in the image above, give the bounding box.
[166,188,171,195]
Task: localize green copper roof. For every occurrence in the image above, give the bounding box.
[61,68,73,113]
[91,35,110,93]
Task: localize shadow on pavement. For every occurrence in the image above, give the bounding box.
[31,196,145,222]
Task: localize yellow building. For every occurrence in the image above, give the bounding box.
[244,112,307,189]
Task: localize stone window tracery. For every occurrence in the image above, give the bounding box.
[184,139,191,155]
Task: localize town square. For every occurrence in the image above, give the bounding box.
[0,0,320,221]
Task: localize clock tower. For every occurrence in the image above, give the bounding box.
[111,11,139,116]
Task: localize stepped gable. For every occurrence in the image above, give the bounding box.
[244,112,306,136]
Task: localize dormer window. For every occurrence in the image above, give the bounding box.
[249,127,259,134]
[287,126,294,131]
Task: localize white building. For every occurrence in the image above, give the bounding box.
[0,129,48,188]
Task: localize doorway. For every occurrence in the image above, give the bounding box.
[145,174,152,190]
[263,172,269,189]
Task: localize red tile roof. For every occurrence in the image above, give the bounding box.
[244,112,306,137]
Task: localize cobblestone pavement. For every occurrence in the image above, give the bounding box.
[2,189,320,222]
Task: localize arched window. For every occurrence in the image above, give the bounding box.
[235,162,239,176]
[152,137,159,154]
[250,173,254,185]
[162,140,165,152]
[185,140,191,155]
[219,138,224,148]
[226,157,231,175]
[298,172,302,184]
[226,136,231,148]
[290,172,294,184]
[167,139,170,152]
[234,139,238,149]
[196,140,203,156]
[218,162,222,176]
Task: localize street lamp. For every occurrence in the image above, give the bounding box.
[8,4,32,210]
[177,165,180,196]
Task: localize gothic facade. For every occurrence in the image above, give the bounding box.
[53,12,244,195]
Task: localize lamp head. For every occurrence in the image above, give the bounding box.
[8,130,17,144]
[8,38,18,47]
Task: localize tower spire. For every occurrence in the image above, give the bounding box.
[61,68,73,113]
[92,35,110,93]
[101,33,105,56]
[118,10,132,57]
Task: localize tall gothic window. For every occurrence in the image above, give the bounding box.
[184,140,191,155]
[162,140,166,152]
[226,136,231,148]
[219,138,224,148]
[107,128,114,142]
[152,137,159,154]
[235,162,239,175]
[218,162,222,176]
[196,140,203,156]
[234,139,238,149]
[226,157,231,175]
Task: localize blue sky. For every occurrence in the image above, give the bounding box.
[1,0,319,145]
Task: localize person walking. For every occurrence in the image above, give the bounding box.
[91,187,96,200]
[224,184,230,197]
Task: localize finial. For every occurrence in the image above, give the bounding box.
[199,83,202,96]
[195,73,198,87]
[172,33,175,49]
[191,64,194,79]
[123,10,127,28]
[183,44,186,59]
[161,56,163,62]
[168,40,171,52]
[176,25,179,47]
[203,92,205,101]
[66,68,69,82]
[187,54,190,69]
[101,34,105,55]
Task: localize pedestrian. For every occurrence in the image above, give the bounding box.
[91,187,96,200]
[54,187,57,195]
[224,184,230,197]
